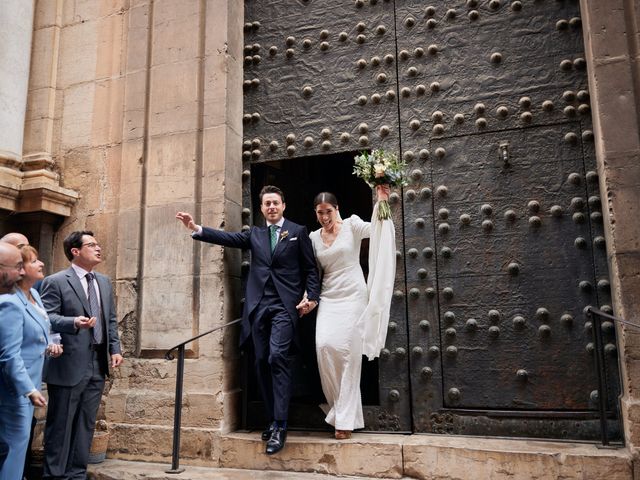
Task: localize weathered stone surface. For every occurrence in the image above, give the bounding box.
[58,20,99,88]
[102,432,634,480]
[124,5,150,75]
[28,26,58,92]
[621,397,640,448]
[148,60,200,136]
[60,82,97,149]
[218,433,403,478]
[0,0,34,159]
[33,0,59,30]
[607,188,640,254]
[106,390,220,428]
[403,436,633,480]
[88,459,389,479]
[582,0,640,454]
[92,77,125,147]
[107,423,220,465]
[582,2,631,60]
[145,132,198,206]
[61,0,127,26]
[152,0,200,66]
[590,59,640,156]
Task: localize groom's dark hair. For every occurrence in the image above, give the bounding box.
[259,185,285,203]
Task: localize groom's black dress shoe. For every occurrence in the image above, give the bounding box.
[265,427,287,455]
[261,422,276,441]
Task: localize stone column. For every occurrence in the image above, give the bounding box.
[105,0,244,459]
[581,0,640,453]
[0,0,34,162]
[0,0,78,219]
[0,0,35,208]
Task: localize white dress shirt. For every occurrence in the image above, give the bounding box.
[267,218,285,240]
[71,263,102,311]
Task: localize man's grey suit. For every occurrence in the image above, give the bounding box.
[40,267,121,479]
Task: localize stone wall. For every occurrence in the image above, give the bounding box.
[580,0,640,455]
[20,0,245,453]
[110,0,244,436]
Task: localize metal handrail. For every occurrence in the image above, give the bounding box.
[163,317,242,474]
[585,306,638,447]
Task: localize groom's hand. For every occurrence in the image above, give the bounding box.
[176,212,197,231]
[296,299,307,317]
[296,299,318,317]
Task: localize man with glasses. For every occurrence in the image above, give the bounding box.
[40,231,123,479]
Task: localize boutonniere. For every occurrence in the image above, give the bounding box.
[280,230,289,241]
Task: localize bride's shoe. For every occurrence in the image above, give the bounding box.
[335,429,352,440]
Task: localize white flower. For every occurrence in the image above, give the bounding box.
[374,163,386,177]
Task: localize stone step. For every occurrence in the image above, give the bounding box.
[88,459,400,479]
[105,424,635,479]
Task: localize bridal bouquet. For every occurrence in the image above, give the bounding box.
[353,149,407,220]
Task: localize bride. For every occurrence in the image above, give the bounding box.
[297,186,393,439]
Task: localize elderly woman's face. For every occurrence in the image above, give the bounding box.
[22,251,45,283]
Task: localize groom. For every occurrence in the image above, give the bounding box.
[176,185,320,455]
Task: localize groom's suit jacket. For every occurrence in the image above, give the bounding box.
[194,218,320,346]
[40,267,121,386]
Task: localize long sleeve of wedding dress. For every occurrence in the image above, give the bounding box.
[361,202,396,360]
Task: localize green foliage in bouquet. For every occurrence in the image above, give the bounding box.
[353,149,408,220]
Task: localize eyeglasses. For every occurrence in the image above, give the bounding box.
[81,242,100,249]
[0,262,24,271]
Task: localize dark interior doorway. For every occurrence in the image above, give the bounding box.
[244,151,378,430]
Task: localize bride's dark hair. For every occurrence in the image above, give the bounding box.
[313,192,338,208]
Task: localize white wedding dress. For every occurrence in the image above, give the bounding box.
[311,215,370,430]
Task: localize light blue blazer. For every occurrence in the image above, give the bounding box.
[0,288,50,405]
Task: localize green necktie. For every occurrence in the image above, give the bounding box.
[269,224,278,254]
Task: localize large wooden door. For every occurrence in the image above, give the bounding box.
[242,0,620,440]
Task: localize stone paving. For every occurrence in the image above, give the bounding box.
[90,432,635,480]
[88,459,396,480]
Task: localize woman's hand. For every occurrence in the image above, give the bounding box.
[176,212,197,231]
[46,343,63,358]
[296,298,318,317]
[29,390,47,407]
[376,184,390,202]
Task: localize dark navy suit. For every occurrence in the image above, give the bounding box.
[194,218,320,421]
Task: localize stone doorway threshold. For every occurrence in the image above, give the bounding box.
[97,431,634,480]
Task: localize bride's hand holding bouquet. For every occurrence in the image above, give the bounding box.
[353,149,407,220]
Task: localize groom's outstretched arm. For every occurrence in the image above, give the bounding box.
[196,226,252,250]
[299,227,320,302]
[177,211,251,249]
